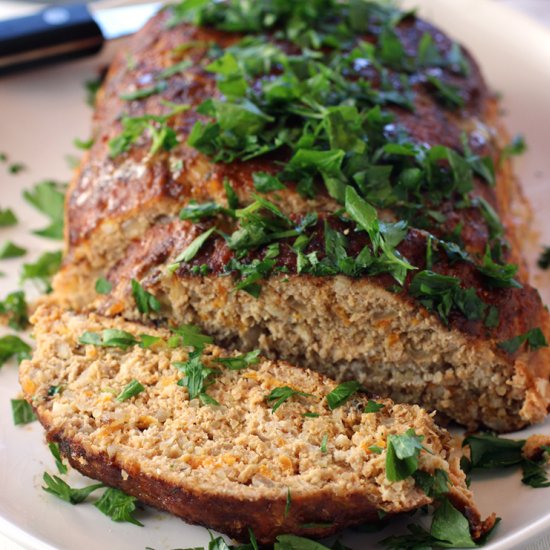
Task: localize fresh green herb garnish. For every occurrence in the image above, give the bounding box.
[0,208,17,227]
[320,434,328,453]
[381,498,481,549]
[175,349,219,403]
[8,163,25,174]
[116,379,145,402]
[74,137,94,150]
[157,59,193,79]
[120,81,168,101]
[170,324,213,350]
[95,277,112,294]
[385,429,426,481]
[0,290,29,331]
[502,134,527,159]
[412,468,450,499]
[326,380,362,410]
[0,241,26,259]
[48,442,68,474]
[79,329,140,350]
[521,457,550,489]
[213,349,261,370]
[23,181,67,240]
[42,472,104,504]
[109,105,189,157]
[11,399,36,425]
[131,279,161,314]
[266,386,315,412]
[20,250,63,293]
[0,334,31,366]
[84,76,103,107]
[170,226,216,267]
[498,327,548,354]
[253,172,286,193]
[139,334,162,348]
[94,487,143,526]
[364,400,385,413]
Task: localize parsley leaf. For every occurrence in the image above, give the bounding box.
[23,181,67,240]
[0,208,17,227]
[521,458,550,489]
[170,324,213,350]
[171,226,216,266]
[79,329,140,350]
[20,250,63,293]
[179,201,231,222]
[0,241,26,259]
[462,433,524,469]
[116,379,145,402]
[0,334,31,366]
[11,399,36,425]
[213,349,261,370]
[131,279,161,315]
[0,290,29,330]
[253,172,286,193]
[498,327,548,354]
[48,442,68,474]
[266,386,314,412]
[175,349,218,402]
[95,277,112,294]
[274,535,332,550]
[94,487,143,526]
[42,472,104,504]
[326,380,362,409]
[426,74,465,109]
[386,429,425,481]
[120,81,168,101]
[412,468,450,499]
[502,134,527,159]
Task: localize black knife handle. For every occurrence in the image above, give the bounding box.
[0,3,104,74]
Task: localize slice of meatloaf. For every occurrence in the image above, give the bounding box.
[20,305,494,544]
[52,1,550,432]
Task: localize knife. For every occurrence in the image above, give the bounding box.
[0,2,163,74]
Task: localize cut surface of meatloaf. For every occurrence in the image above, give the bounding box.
[52,1,550,432]
[20,305,494,544]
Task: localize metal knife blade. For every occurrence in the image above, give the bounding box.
[0,2,163,74]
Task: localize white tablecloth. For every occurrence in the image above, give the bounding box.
[0,1,549,549]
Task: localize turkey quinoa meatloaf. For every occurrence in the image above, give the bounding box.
[20,305,496,545]
[51,0,550,432]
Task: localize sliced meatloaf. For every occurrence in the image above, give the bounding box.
[52,1,550,431]
[20,305,494,544]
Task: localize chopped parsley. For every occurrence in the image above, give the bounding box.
[11,399,36,425]
[48,442,68,475]
[170,226,216,268]
[412,468,450,499]
[462,432,550,490]
[42,472,104,504]
[120,81,168,101]
[266,386,315,412]
[326,380,362,409]
[0,290,29,331]
[0,334,31,366]
[94,487,143,526]
[0,241,26,259]
[213,349,261,370]
[131,279,161,314]
[498,327,548,354]
[79,329,140,350]
[502,134,527,160]
[116,379,145,402]
[320,434,329,453]
[20,250,63,293]
[95,277,112,294]
[0,208,17,227]
[381,498,482,549]
[74,137,94,150]
[175,349,219,404]
[169,324,213,350]
[109,105,189,157]
[385,429,426,482]
[8,163,25,174]
[23,180,67,240]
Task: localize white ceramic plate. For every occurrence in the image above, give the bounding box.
[1,0,549,548]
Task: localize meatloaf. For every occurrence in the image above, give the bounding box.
[52,0,550,431]
[20,305,494,544]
